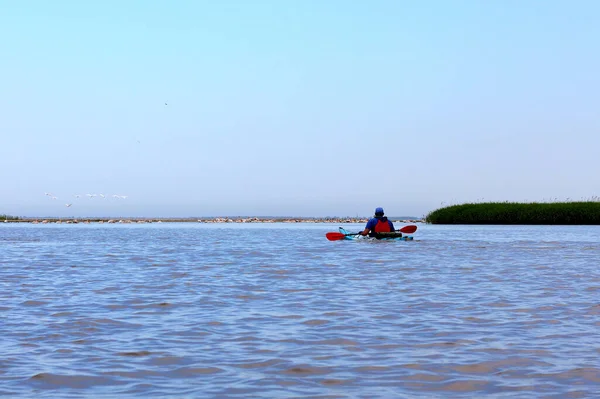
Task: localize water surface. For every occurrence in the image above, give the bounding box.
[1,223,599,398]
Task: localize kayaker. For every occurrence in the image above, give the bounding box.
[358,207,395,237]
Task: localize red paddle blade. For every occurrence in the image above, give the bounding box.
[399,225,417,234]
[325,232,346,241]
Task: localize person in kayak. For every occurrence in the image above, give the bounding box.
[358,207,396,237]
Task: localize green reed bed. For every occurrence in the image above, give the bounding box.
[426,202,600,225]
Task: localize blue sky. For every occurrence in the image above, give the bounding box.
[1,0,599,217]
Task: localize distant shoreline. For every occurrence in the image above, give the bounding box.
[2,216,424,224]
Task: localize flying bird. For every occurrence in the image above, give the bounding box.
[65,203,72,207]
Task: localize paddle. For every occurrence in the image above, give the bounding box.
[398,225,418,234]
[325,225,418,241]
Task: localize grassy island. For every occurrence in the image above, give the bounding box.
[425,202,600,225]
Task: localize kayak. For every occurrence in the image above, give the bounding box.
[325,225,417,241]
[338,227,414,241]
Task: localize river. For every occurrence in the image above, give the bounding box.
[1,223,599,398]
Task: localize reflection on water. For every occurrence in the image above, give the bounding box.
[1,223,600,398]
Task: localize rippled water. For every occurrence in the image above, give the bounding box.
[1,223,600,398]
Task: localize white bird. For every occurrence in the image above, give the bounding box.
[44,192,53,196]
[99,194,105,199]
[51,196,58,200]
[66,203,72,207]
[74,195,81,198]
[120,195,128,199]
[112,195,120,199]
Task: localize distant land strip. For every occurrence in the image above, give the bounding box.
[2,216,424,224]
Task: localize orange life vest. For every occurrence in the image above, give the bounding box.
[374,218,391,233]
